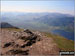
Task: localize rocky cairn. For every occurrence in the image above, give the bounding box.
[1,29,59,55]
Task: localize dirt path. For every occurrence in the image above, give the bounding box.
[0,29,60,55]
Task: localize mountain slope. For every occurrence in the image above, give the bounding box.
[0,28,74,55]
[0,22,18,28]
[1,28,59,55]
[34,13,74,32]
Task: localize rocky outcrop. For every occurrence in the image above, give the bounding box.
[0,29,60,55]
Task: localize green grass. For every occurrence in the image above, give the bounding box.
[45,32,74,51]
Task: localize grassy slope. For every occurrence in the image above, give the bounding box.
[2,28,74,51]
[45,32,74,51]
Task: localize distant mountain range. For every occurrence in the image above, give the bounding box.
[34,13,74,32]
[1,12,74,32]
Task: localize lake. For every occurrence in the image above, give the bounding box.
[51,30,74,40]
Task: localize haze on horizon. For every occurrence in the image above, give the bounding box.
[1,0,74,15]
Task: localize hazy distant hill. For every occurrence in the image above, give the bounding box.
[34,13,74,32]
[35,13,74,26]
[0,22,19,28]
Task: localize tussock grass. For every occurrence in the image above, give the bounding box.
[45,33,74,51]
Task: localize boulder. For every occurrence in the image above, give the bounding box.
[24,29,33,35]
[3,42,14,48]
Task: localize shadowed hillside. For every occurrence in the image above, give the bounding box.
[0,22,19,29]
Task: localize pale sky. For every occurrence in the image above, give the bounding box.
[1,0,74,15]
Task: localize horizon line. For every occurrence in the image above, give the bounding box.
[1,11,74,16]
